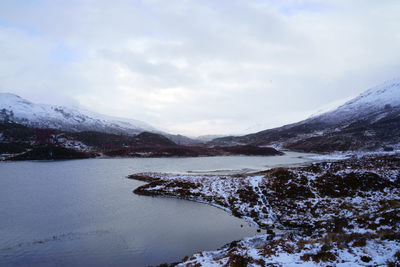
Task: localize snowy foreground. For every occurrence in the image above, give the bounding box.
[130,154,400,266]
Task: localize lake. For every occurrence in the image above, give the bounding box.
[0,152,316,266]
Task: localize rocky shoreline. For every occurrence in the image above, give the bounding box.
[130,154,400,266]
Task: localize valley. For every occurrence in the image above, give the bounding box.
[1,79,399,266]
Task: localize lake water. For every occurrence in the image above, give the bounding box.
[0,152,316,266]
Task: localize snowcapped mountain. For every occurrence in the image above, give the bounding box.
[212,78,400,152]
[312,78,400,124]
[0,93,157,135]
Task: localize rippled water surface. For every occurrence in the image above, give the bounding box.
[0,152,316,266]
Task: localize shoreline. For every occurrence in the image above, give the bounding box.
[129,154,400,266]
[4,148,399,163]
[132,184,262,229]
[1,150,285,161]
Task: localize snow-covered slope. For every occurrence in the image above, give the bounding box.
[315,77,400,123]
[0,93,157,135]
[211,78,400,151]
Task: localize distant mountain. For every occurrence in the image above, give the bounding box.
[211,78,400,152]
[196,134,225,142]
[166,134,226,145]
[164,134,204,145]
[0,93,157,135]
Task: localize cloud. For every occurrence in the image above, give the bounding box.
[0,0,399,135]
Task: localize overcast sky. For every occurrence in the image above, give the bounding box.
[0,0,399,136]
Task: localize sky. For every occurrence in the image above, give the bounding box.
[0,0,399,136]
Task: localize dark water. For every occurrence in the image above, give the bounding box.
[0,153,316,266]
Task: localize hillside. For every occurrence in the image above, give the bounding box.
[211,79,400,152]
[0,93,157,135]
[0,122,282,160]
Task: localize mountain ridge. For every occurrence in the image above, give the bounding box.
[211,78,400,152]
[0,92,157,135]
[0,93,205,145]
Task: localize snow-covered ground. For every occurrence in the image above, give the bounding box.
[303,149,400,161]
[179,234,399,266]
[131,154,400,266]
[302,153,352,161]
